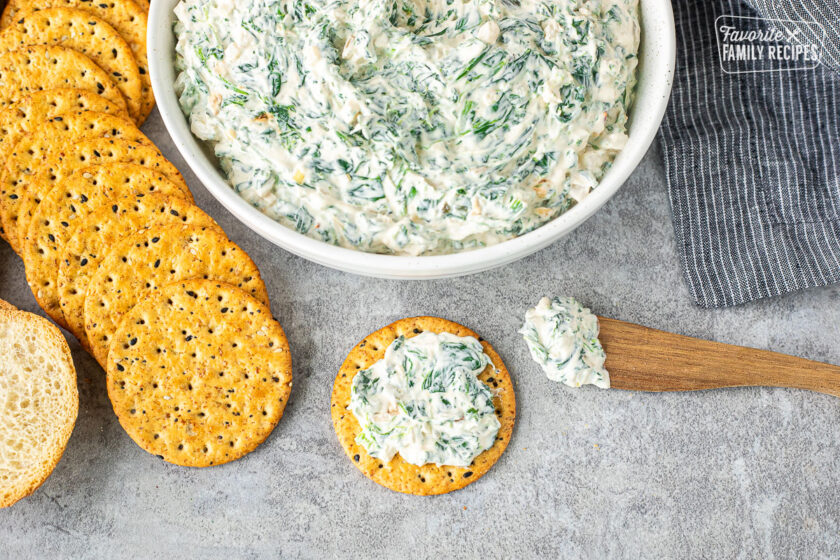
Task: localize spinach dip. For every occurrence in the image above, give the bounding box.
[350,331,500,467]
[174,0,639,255]
[520,296,609,388]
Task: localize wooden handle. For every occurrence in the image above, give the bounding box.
[598,317,840,397]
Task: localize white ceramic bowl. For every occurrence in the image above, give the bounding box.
[149,0,675,279]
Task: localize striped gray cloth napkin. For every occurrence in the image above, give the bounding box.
[659,0,840,308]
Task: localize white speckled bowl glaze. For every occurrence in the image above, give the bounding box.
[149,0,675,279]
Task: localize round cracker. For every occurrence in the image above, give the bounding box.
[17,137,187,248]
[0,88,127,183]
[0,86,128,246]
[85,224,269,367]
[106,279,291,467]
[0,111,153,254]
[59,194,220,349]
[0,0,152,121]
[0,45,126,114]
[22,163,192,328]
[127,0,149,13]
[331,317,516,495]
[0,8,144,122]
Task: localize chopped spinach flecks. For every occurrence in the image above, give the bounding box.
[174,0,639,255]
[349,332,499,467]
[520,296,610,388]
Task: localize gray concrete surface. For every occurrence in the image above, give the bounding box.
[1,111,839,559]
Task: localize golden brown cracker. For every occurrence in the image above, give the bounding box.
[0,0,152,120]
[0,46,126,114]
[106,279,292,467]
[0,8,144,122]
[0,111,152,254]
[0,88,127,179]
[58,194,220,349]
[22,163,191,328]
[331,316,516,495]
[128,0,149,13]
[17,137,187,247]
[84,224,269,366]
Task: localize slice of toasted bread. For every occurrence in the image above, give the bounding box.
[0,298,14,311]
[0,307,78,508]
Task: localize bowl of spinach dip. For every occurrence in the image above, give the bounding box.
[151,0,674,276]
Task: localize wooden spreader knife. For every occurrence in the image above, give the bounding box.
[598,317,840,398]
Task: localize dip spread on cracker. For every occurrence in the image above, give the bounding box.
[520,296,609,388]
[332,317,515,494]
[173,0,639,255]
[350,331,500,467]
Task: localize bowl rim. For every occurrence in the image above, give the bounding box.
[148,0,675,279]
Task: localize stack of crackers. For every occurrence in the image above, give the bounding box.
[0,1,293,469]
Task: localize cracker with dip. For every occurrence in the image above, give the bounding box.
[332,316,516,495]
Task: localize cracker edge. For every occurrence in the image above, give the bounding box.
[56,194,220,349]
[83,223,267,366]
[330,316,516,496]
[104,279,292,468]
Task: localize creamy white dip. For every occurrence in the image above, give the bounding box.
[174,0,639,255]
[520,296,609,388]
[349,331,500,467]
